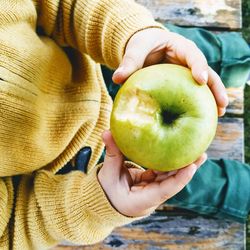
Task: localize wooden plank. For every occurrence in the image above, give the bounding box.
[54,210,245,250]
[136,0,242,29]
[207,117,244,162]
[226,87,244,115]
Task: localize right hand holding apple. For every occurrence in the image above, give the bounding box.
[98,130,207,217]
[112,28,229,117]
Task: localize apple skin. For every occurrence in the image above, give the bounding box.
[110,64,218,171]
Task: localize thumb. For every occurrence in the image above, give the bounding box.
[112,35,152,84]
[101,130,124,178]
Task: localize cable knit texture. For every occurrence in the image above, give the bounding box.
[0,0,162,249]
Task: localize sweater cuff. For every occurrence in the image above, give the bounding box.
[74,0,165,69]
[35,163,145,244]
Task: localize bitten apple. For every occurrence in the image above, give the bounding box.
[110,64,218,171]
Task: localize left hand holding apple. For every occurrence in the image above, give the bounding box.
[112,28,229,117]
[98,130,207,217]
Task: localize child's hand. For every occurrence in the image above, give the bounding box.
[98,131,207,217]
[112,28,229,117]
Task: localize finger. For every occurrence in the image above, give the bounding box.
[130,169,159,184]
[153,153,207,182]
[129,155,206,209]
[112,29,161,84]
[160,164,197,199]
[149,170,178,182]
[143,49,166,67]
[193,153,207,169]
[130,163,197,209]
[218,107,226,117]
[102,130,124,177]
[112,47,149,84]
[180,38,209,85]
[153,169,176,175]
[131,185,145,192]
[140,169,157,182]
[152,154,206,183]
[133,181,150,187]
[207,67,229,116]
[155,172,175,182]
[128,168,145,183]
[145,163,197,203]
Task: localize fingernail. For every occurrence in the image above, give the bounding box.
[220,107,226,116]
[200,71,208,84]
[191,164,197,174]
[114,66,124,75]
[200,157,207,166]
[223,93,229,105]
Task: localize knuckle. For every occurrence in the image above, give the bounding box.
[160,191,171,201]
[209,67,222,83]
[183,172,194,183]
[106,152,117,158]
[124,49,142,68]
[161,195,170,202]
[176,174,192,189]
[106,150,123,160]
[187,39,198,49]
[125,54,139,67]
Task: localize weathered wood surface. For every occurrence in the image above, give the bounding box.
[53,210,244,250]
[136,0,242,29]
[207,117,244,162]
[226,87,244,115]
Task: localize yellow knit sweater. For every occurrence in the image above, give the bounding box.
[0,0,162,249]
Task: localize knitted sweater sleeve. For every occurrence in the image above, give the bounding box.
[22,167,144,248]
[0,165,142,249]
[35,0,162,68]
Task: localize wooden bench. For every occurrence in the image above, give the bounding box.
[53,0,245,249]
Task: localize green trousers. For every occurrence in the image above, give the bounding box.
[102,25,250,223]
[167,159,250,223]
[166,24,250,88]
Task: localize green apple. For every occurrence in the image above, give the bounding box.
[110,64,218,171]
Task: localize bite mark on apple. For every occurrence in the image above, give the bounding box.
[114,88,160,126]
